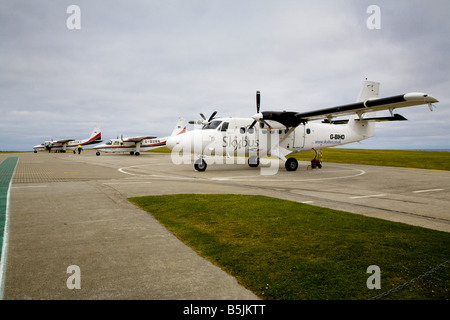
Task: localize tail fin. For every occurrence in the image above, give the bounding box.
[89,126,102,143]
[349,80,380,140]
[170,118,186,136]
[356,80,380,102]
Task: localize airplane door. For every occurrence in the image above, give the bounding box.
[293,124,305,148]
[244,126,258,156]
[254,124,271,157]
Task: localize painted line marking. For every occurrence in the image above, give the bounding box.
[412,189,444,193]
[102,182,153,185]
[118,164,366,183]
[349,194,386,199]
[12,185,49,189]
[0,157,18,300]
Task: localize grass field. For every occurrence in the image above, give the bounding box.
[150,148,450,171]
[129,194,450,300]
[291,149,450,171]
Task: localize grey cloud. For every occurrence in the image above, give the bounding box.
[0,0,448,151]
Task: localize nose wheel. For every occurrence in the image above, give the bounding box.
[194,159,207,172]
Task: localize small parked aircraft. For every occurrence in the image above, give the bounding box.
[166,80,439,172]
[33,126,102,153]
[93,118,186,156]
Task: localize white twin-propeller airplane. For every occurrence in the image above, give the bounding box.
[33,126,102,153]
[93,118,186,156]
[166,80,439,172]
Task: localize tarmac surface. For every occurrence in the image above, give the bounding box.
[1,150,449,299]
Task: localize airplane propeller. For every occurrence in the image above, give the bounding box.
[189,111,218,125]
[249,91,271,130]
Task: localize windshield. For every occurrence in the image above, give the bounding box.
[105,140,112,145]
[202,120,222,130]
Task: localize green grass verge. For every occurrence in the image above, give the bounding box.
[129,194,449,300]
[292,149,450,171]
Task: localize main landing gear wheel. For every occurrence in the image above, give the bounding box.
[285,158,298,171]
[248,156,260,168]
[96,151,100,156]
[135,152,140,156]
[194,159,207,172]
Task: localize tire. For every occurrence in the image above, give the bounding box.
[135,152,140,156]
[285,158,298,171]
[194,159,207,172]
[96,152,100,156]
[248,156,260,167]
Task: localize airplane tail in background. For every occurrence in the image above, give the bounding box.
[86,126,102,144]
[170,118,187,136]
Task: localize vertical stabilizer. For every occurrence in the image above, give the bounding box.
[90,126,101,138]
[349,80,380,140]
[171,118,187,136]
[89,126,102,143]
[357,80,380,102]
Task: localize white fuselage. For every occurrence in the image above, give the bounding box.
[166,116,373,160]
[93,137,167,154]
[33,126,102,152]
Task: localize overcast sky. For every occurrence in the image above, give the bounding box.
[1,0,449,151]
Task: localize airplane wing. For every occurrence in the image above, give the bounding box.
[122,136,157,143]
[261,92,439,127]
[53,139,75,144]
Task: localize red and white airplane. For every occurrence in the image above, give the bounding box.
[93,118,186,156]
[33,126,102,153]
[166,80,439,172]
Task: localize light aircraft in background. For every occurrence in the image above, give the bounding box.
[94,118,186,156]
[33,126,102,153]
[166,80,439,172]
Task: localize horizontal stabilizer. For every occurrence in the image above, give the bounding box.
[321,119,350,125]
[355,114,408,122]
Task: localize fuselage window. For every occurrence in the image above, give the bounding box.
[306,128,311,134]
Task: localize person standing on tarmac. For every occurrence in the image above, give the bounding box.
[77,145,82,154]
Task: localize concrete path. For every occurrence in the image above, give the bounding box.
[1,150,449,299]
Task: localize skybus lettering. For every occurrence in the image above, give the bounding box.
[222,136,259,150]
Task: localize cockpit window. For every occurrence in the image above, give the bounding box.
[105,140,112,145]
[203,120,222,130]
[220,122,229,132]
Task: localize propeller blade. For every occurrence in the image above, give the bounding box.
[256,91,260,113]
[200,113,206,120]
[248,120,256,130]
[208,111,217,122]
